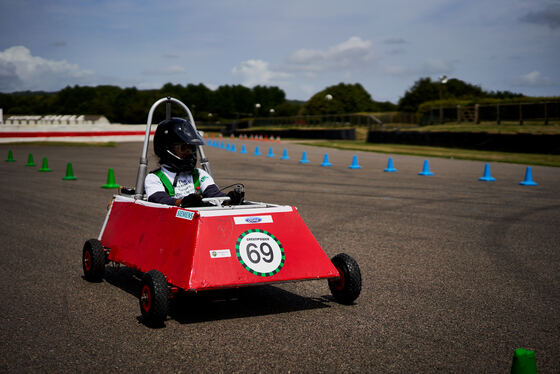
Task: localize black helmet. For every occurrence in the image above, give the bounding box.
[153,117,205,172]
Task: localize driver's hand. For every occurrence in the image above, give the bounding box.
[180,193,203,208]
[227,190,244,205]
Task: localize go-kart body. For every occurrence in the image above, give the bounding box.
[99,196,339,291]
[83,97,360,325]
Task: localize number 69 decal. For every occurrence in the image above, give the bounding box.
[236,229,285,276]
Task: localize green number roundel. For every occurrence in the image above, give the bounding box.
[235,229,285,277]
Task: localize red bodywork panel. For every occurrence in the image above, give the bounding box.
[100,196,339,291]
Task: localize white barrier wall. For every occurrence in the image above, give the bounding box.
[2,114,110,125]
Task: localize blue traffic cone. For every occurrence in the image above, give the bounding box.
[254,146,262,156]
[519,166,537,186]
[511,348,537,374]
[348,155,361,169]
[231,144,236,152]
[320,153,332,167]
[226,143,231,151]
[299,151,310,164]
[384,157,397,172]
[267,147,275,158]
[478,163,496,182]
[418,160,434,176]
[280,148,290,160]
[240,144,247,154]
[220,141,225,149]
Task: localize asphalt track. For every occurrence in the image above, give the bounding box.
[1,140,559,373]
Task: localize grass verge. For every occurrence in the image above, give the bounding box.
[297,140,560,167]
[404,122,560,134]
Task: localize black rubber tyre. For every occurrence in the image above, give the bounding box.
[139,270,169,325]
[328,253,362,305]
[82,239,106,281]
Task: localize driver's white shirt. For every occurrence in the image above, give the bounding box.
[144,165,216,199]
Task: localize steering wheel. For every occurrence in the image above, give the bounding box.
[201,196,231,207]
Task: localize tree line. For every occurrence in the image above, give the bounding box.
[0,78,529,124]
[0,84,291,124]
[397,77,524,113]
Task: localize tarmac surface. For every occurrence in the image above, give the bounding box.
[1,140,559,373]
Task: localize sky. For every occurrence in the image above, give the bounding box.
[0,0,559,103]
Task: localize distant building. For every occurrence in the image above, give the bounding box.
[1,114,110,125]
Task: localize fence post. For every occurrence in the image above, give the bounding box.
[544,102,549,125]
[430,107,434,124]
[475,104,480,124]
[457,105,461,123]
[496,104,500,125]
[519,103,523,125]
[439,106,443,124]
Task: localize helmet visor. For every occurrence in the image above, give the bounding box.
[171,143,197,158]
[174,120,205,146]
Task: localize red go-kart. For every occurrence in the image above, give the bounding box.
[82,97,361,325]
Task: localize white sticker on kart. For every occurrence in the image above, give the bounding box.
[233,215,273,225]
[176,210,194,220]
[236,229,285,277]
[210,249,231,259]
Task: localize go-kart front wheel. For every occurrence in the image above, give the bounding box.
[82,239,106,281]
[139,270,169,325]
[328,253,362,305]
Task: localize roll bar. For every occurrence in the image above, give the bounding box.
[134,97,211,199]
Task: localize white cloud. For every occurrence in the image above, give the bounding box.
[165,65,185,74]
[0,59,22,92]
[232,59,291,86]
[517,70,553,86]
[286,36,374,72]
[288,49,324,71]
[0,46,93,92]
[203,82,218,91]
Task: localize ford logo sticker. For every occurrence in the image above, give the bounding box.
[245,217,262,223]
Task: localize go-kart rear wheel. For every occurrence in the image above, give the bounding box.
[328,253,362,305]
[82,239,106,281]
[139,270,169,325]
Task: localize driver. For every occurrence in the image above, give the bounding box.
[144,117,243,207]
